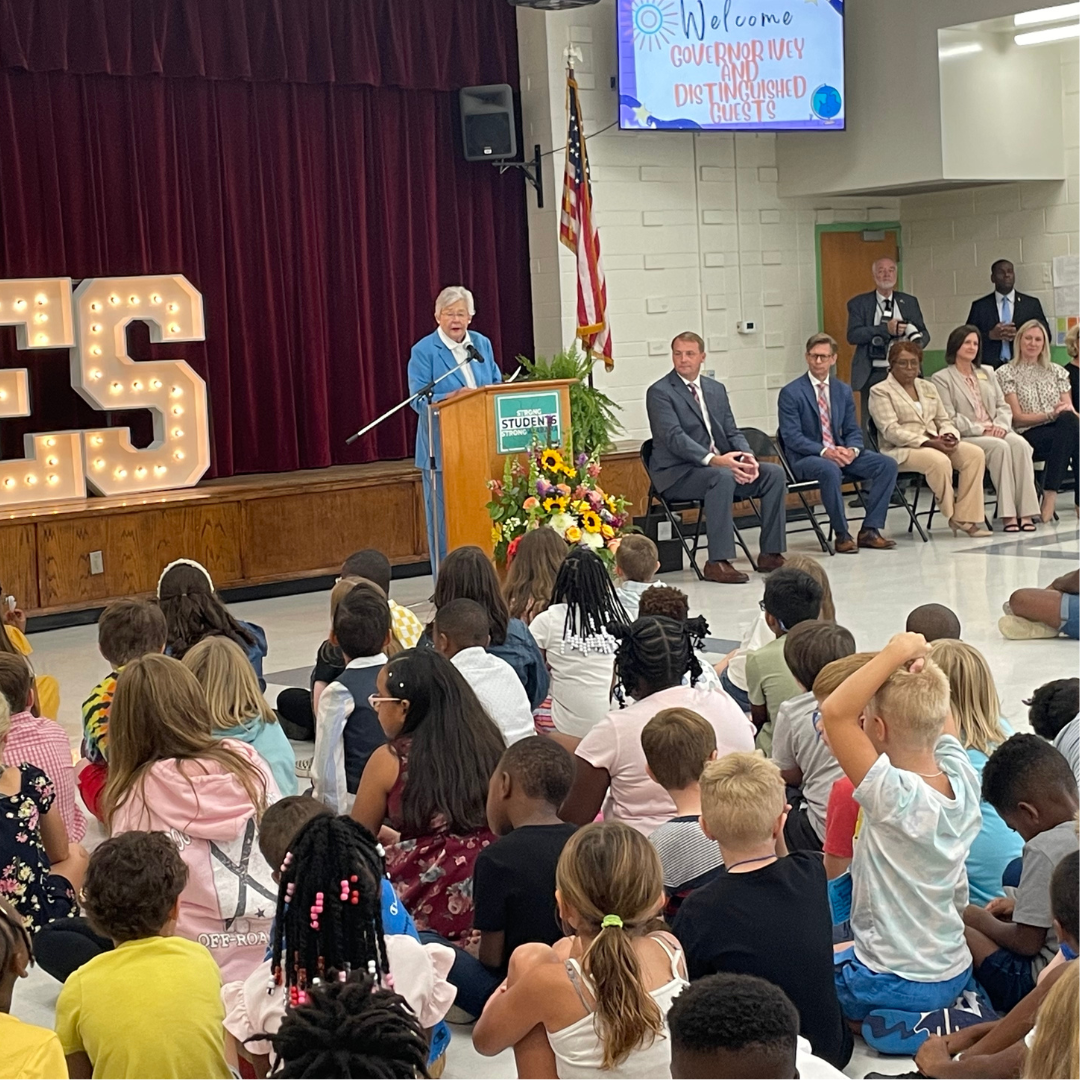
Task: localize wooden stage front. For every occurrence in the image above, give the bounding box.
[1,447,654,617]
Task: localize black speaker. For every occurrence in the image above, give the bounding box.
[459,84,517,161]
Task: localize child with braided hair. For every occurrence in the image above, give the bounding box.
[222,811,454,1076]
[528,547,629,743]
[473,820,688,1078]
[561,616,755,834]
[266,969,431,1079]
[0,897,67,1079]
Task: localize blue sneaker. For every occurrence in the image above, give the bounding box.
[862,989,998,1055]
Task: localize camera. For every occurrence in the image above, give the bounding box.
[868,334,888,362]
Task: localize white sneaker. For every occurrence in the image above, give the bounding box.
[998,614,1059,639]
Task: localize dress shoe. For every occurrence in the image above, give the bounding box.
[834,535,858,554]
[756,553,786,573]
[703,560,749,584]
[857,529,896,550]
[949,519,993,538]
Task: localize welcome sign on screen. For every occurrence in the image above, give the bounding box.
[618,0,845,132]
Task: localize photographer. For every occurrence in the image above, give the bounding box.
[847,257,930,431]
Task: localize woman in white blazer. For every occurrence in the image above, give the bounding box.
[868,341,990,536]
[932,326,1039,532]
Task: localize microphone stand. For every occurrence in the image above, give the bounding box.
[345,355,479,580]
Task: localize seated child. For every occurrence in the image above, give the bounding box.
[812,653,875,881]
[434,598,534,745]
[1023,962,1078,1079]
[274,574,364,742]
[311,581,391,814]
[717,552,836,714]
[266,971,431,1078]
[637,585,723,693]
[473,821,688,1078]
[79,598,168,821]
[672,753,852,1069]
[772,621,856,852]
[667,972,849,1080]
[0,654,84,843]
[503,526,570,625]
[55,831,231,1080]
[0,697,83,935]
[1027,677,1079,787]
[341,548,424,649]
[915,849,1078,1080]
[222,808,454,1076]
[0,595,59,721]
[820,633,982,1021]
[183,635,299,798]
[614,534,660,621]
[464,737,577,1014]
[0,897,67,1080]
[157,558,268,686]
[745,567,823,754]
[527,547,626,741]
[906,603,962,642]
[641,708,723,917]
[963,734,1080,1012]
[1000,568,1079,641]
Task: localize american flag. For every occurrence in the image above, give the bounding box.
[559,70,612,370]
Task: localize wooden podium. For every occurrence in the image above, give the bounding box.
[433,379,575,555]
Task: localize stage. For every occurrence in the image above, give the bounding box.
[2,446,654,618]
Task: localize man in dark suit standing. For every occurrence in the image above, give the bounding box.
[966,259,1049,368]
[778,333,898,553]
[847,256,929,426]
[645,332,786,584]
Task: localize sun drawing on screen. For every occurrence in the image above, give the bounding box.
[632,0,679,50]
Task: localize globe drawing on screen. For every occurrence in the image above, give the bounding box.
[632,0,678,50]
[811,84,843,122]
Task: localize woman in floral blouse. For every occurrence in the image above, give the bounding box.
[997,320,1078,522]
[0,702,84,932]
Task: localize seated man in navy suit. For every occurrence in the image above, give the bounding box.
[777,333,898,553]
[645,332,786,584]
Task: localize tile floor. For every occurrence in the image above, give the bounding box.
[9,508,1079,1078]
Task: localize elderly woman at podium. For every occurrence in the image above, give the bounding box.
[409,285,502,571]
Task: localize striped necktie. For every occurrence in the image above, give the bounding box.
[817,382,835,449]
[688,382,718,454]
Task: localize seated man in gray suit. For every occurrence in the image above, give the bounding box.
[847,256,929,426]
[645,332,786,584]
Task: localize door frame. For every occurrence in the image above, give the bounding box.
[814,221,905,330]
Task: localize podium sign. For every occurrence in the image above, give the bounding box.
[494,389,563,454]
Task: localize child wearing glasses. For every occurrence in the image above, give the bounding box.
[770,621,857,853]
[744,568,823,754]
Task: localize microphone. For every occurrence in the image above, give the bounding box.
[465,344,483,363]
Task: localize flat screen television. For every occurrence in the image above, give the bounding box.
[617,0,845,131]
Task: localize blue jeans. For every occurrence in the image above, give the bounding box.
[789,450,898,536]
[1062,592,1078,640]
[418,931,501,1018]
[720,667,751,713]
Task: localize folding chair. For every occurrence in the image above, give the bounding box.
[740,427,833,556]
[866,419,930,542]
[639,439,757,579]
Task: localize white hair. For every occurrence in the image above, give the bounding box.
[434,285,475,317]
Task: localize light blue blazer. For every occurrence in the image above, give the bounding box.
[407,330,501,470]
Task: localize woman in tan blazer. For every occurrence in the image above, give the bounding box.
[868,341,990,536]
[932,325,1039,532]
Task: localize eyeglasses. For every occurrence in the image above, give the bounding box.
[367,694,401,710]
[758,600,788,632]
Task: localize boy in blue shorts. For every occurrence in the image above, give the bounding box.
[820,633,982,1022]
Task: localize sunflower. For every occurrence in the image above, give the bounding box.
[581,511,603,534]
[543,496,568,513]
[540,448,564,472]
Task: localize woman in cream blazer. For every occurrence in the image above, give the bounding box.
[868,341,990,536]
[932,326,1039,531]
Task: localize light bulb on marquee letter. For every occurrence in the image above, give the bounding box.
[0,278,85,506]
[71,275,209,496]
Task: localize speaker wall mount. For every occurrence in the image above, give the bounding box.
[459,84,543,208]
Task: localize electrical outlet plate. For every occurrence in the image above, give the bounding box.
[89,550,103,574]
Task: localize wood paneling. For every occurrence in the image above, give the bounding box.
[0,524,39,610]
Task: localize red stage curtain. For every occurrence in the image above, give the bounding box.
[0,0,532,475]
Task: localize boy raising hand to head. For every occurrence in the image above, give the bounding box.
[821,633,982,1025]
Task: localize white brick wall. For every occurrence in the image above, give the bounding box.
[899,43,1079,351]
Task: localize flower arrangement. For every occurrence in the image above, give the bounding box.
[487,445,632,567]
